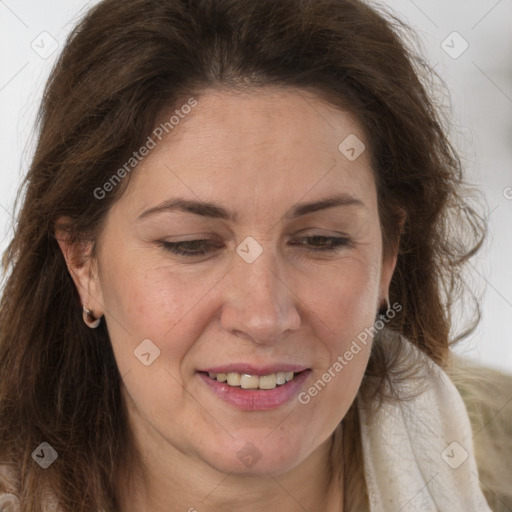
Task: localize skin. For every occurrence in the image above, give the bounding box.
[57,87,398,512]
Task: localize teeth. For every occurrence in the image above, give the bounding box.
[227,373,241,386]
[240,374,260,389]
[207,371,298,390]
[258,374,277,389]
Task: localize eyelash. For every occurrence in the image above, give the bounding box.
[160,236,353,257]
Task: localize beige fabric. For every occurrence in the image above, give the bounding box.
[359,339,492,512]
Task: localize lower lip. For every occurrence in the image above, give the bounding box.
[198,371,311,411]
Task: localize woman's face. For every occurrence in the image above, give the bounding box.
[64,87,397,476]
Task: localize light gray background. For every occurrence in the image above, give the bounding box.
[1,1,511,372]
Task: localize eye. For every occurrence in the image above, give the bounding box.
[289,235,353,252]
[159,235,352,257]
[160,239,219,256]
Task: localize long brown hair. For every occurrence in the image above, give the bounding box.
[0,0,486,510]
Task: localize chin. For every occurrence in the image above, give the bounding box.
[201,432,312,476]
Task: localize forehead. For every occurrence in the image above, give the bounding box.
[118,87,376,221]
[166,86,367,162]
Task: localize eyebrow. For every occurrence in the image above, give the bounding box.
[137,193,365,222]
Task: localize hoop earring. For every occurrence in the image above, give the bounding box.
[83,305,101,329]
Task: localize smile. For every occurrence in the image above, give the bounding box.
[198,369,311,411]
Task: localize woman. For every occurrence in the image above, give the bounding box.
[0,0,506,510]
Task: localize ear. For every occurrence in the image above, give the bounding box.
[379,251,398,307]
[379,209,406,306]
[54,216,104,319]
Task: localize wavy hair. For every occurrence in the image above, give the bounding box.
[0,0,492,510]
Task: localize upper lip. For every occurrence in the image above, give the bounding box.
[200,364,309,376]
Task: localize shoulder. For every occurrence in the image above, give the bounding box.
[0,464,63,511]
[0,465,20,511]
[447,354,512,512]
[358,334,493,511]
[0,492,20,511]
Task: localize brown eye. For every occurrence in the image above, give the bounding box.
[160,240,221,256]
[290,236,352,252]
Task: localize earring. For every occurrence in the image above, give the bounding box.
[378,299,391,318]
[82,305,101,329]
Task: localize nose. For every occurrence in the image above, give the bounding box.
[220,243,301,345]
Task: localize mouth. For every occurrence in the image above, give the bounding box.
[197,367,311,411]
[203,370,303,390]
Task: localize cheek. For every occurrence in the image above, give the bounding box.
[311,253,381,341]
[97,252,212,432]
[97,248,201,370]
[301,255,379,411]
[97,242,241,382]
